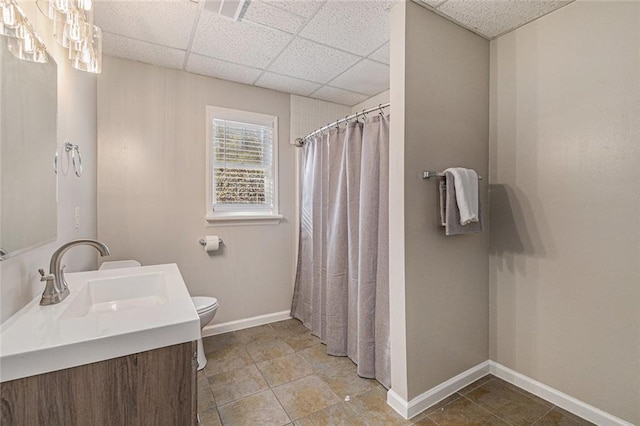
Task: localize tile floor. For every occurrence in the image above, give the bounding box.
[197,319,593,426]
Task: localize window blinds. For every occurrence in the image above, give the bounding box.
[212,118,274,211]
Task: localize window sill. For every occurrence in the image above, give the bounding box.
[206,213,283,226]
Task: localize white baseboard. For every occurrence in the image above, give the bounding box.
[387,360,632,425]
[387,361,491,419]
[489,361,634,426]
[202,310,292,337]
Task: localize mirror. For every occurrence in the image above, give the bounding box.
[0,38,57,260]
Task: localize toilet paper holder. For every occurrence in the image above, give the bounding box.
[199,237,224,247]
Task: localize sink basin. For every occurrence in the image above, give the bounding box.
[0,263,200,383]
[61,272,169,319]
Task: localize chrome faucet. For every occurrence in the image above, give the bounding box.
[39,239,110,306]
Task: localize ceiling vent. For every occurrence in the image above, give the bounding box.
[204,0,249,21]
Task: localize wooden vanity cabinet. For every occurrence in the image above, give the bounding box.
[1,341,197,425]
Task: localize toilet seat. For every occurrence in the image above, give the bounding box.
[192,296,218,314]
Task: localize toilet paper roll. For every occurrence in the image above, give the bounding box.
[203,236,220,252]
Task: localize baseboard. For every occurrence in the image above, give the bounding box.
[489,361,634,426]
[202,310,292,337]
[387,361,491,419]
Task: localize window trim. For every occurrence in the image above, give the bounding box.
[205,106,281,225]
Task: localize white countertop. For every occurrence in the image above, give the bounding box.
[0,263,200,382]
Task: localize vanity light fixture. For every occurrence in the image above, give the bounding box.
[36,0,102,73]
[0,0,49,63]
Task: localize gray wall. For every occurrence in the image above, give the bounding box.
[390,1,490,401]
[489,1,640,423]
[0,1,98,323]
[97,56,295,326]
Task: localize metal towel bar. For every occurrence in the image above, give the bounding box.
[422,171,483,180]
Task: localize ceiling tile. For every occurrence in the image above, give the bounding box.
[299,0,393,56]
[328,59,389,96]
[268,38,360,84]
[191,10,292,68]
[94,0,198,49]
[368,42,389,64]
[186,54,263,85]
[436,0,574,39]
[242,1,306,33]
[103,33,186,69]
[255,72,322,96]
[311,86,369,107]
[261,0,326,18]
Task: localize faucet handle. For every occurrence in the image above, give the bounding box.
[38,268,54,282]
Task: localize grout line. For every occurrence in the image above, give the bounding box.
[459,394,517,426]
[493,376,555,408]
[250,0,328,86]
[458,375,495,396]
[182,0,206,70]
[531,406,557,425]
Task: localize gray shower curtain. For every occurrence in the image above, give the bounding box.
[291,114,390,388]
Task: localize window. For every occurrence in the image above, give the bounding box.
[206,106,281,224]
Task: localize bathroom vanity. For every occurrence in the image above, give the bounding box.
[0,264,200,425]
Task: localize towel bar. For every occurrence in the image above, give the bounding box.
[423,171,483,180]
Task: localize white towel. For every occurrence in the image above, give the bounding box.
[444,167,479,225]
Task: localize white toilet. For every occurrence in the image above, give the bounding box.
[99,260,218,371]
[191,296,219,370]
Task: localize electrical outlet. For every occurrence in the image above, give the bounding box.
[75,207,80,229]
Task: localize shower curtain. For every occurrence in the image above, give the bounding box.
[291,114,390,388]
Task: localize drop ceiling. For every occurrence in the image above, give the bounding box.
[95,0,573,106]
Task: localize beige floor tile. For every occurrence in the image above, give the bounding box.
[218,390,291,426]
[458,374,495,395]
[245,338,295,363]
[272,375,341,420]
[317,361,381,399]
[411,416,438,425]
[256,353,314,387]
[492,377,554,408]
[270,318,311,336]
[198,381,216,412]
[282,332,323,352]
[534,407,595,425]
[234,324,280,344]
[298,402,365,426]
[416,392,461,417]
[349,387,412,425]
[198,407,222,426]
[209,364,269,405]
[427,396,509,425]
[203,345,253,377]
[298,345,357,373]
[465,379,553,425]
[203,332,241,354]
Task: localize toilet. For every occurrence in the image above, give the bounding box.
[191,296,219,370]
[99,260,218,371]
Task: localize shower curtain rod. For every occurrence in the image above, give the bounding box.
[294,102,390,147]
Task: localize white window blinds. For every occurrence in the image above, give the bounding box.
[212,118,274,211]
